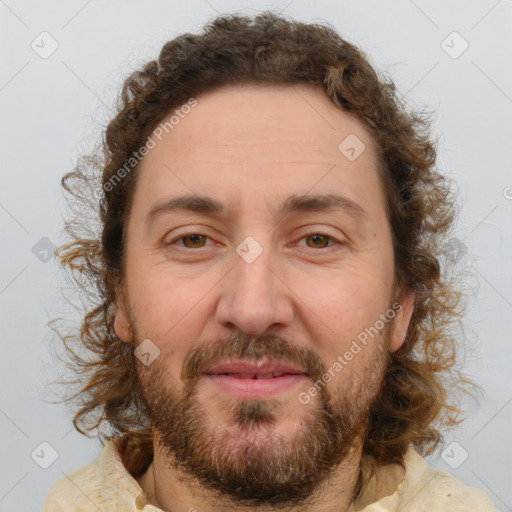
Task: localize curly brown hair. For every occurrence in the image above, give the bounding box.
[52,11,472,477]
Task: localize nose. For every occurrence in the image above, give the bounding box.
[214,244,294,336]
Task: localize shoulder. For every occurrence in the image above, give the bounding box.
[42,438,143,512]
[42,458,103,512]
[390,448,498,512]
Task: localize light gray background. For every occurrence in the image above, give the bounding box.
[1,1,511,511]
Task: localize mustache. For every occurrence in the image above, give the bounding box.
[181,334,327,386]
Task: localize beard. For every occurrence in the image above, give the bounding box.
[133,327,392,508]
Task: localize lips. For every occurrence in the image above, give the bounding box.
[203,360,307,379]
[216,372,289,379]
[202,359,308,398]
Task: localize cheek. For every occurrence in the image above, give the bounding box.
[127,268,212,358]
[297,269,391,338]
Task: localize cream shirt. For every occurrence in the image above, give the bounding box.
[43,439,497,511]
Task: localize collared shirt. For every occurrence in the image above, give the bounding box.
[43,438,497,511]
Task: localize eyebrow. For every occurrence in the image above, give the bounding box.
[146,195,225,225]
[146,193,367,226]
[280,194,366,219]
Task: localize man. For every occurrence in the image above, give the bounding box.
[44,11,497,512]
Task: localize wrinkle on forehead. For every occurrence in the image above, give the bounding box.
[143,82,378,165]
[133,82,386,232]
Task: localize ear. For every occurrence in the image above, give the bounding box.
[389,289,415,352]
[114,293,132,344]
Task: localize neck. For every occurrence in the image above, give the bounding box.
[135,438,391,512]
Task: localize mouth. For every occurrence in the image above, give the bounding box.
[203,359,309,398]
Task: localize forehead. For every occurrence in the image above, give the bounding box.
[132,83,385,220]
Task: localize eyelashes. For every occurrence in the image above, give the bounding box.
[165,231,342,251]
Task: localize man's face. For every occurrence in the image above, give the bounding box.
[114,83,414,505]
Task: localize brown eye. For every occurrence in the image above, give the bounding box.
[305,233,332,249]
[181,234,207,248]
